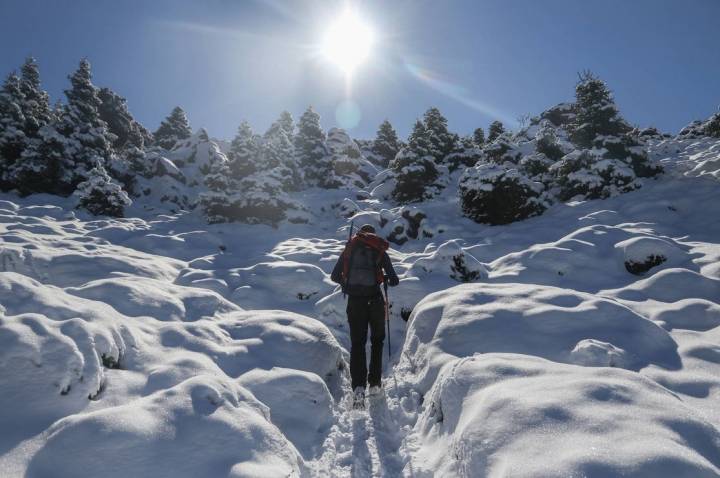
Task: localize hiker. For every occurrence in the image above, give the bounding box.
[331,224,399,408]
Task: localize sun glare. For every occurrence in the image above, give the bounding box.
[321,9,374,75]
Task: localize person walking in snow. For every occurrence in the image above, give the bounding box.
[331,224,399,410]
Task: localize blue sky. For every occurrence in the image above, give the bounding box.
[1,0,719,140]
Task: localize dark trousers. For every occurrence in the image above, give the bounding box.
[347,294,386,389]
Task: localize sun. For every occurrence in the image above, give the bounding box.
[321,9,375,75]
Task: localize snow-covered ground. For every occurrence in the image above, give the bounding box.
[1,137,719,477]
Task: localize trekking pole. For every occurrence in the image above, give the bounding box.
[384,278,391,359]
[343,220,354,299]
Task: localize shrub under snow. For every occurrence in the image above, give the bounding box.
[74,167,131,217]
[459,163,547,225]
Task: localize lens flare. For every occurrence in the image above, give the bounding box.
[335,99,362,129]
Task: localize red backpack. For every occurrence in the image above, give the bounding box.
[341,232,389,287]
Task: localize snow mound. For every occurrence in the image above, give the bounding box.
[408,239,488,283]
[227,261,336,310]
[401,282,679,394]
[25,375,306,478]
[491,224,692,291]
[238,367,334,458]
[67,276,241,321]
[411,353,720,477]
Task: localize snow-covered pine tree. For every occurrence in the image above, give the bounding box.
[0,72,27,189]
[12,59,115,196]
[74,166,132,217]
[98,87,152,150]
[295,106,329,187]
[445,134,482,171]
[557,71,661,200]
[227,121,260,178]
[277,110,295,137]
[324,127,368,189]
[19,57,52,137]
[263,116,302,191]
[569,71,630,148]
[391,120,441,203]
[371,119,400,168]
[702,109,720,138]
[473,127,485,147]
[154,106,191,150]
[422,107,458,164]
[487,121,505,142]
[200,155,301,225]
[459,162,546,225]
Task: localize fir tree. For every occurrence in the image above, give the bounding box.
[371,119,400,168]
[13,59,114,195]
[19,57,52,136]
[570,71,630,148]
[566,71,660,183]
[277,110,294,137]
[487,121,505,142]
[391,120,441,203]
[445,134,482,171]
[422,107,458,163]
[154,106,192,149]
[294,106,328,187]
[98,87,151,150]
[705,111,720,138]
[227,121,259,178]
[0,72,27,188]
[473,127,485,147]
[324,127,368,189]
[263,116,302,191]
[74,166,131,217]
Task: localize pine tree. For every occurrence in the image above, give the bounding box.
[277,110,294,137]
[422,107,458,163]
[263,116,302,191]
[391,120,441,203]
[98,87,151,150]
[295,106,328,187]
[74,166,131,217]
[19,57,52,136]
[13,59,115,195]
[371,119,400,168]
[570,71,630,148]
[445,134,482,171]
[227,121,259,178]
[473,127,485,147]
[154,106,192,149]
[563,71,660,190]
[324,127,368,188]
[487,121,505,142]
[0,72,27,188]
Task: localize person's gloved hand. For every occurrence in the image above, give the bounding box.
[384,274,400,287]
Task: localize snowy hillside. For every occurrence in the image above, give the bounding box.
[1,134,719,477]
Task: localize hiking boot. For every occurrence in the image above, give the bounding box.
[368,383,383,397]
[352,387,366,410]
